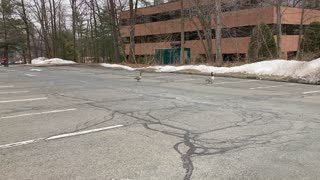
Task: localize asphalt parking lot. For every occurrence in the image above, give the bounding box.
[0,64,320,180]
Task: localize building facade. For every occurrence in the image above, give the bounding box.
[120,0,320,61]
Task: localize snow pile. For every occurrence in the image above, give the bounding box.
[31,57,76,65]
[149,59,320,83]
[99,59,320,83]
[44,58,76,64]
[100,63,135,71]
[149,60,300,75]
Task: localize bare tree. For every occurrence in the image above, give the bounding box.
[128,0,138,63]
[70,0,78,62]
[19,0,32,63]
[82,0,99,62]
[33,0,51,57]
[48,0,58,57]
[108,0,121,63]
[188,0,215,63]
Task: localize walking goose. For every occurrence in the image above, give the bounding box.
[135,71,142,82]
[205,72,214,84]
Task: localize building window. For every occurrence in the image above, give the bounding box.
[123,24,303,44]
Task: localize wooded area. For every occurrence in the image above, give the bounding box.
[0,0,121,64]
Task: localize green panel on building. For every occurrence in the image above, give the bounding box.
[155,48,190,64]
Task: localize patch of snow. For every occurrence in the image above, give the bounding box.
[294,59,320,83]
[100,63,135,71]
[31,57,76,65]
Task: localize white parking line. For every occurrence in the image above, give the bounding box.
[0,125,124,149]
[0,97,47,103]
[0,85,14,88]
[214,80,259,85]
[0,108,77,119]
[302,90,320,95]
[0,91,29,95]
[46,125,124,140]
[250,84,296,90]
[0,139,43,149]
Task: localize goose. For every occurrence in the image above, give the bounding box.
[135,71,142,82]
[205,72,214,84]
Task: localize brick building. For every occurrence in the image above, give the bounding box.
[120,0,320,61]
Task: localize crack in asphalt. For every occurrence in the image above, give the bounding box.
[175,132,196,180]
[49,89,307,180]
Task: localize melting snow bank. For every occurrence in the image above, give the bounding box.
[101,59,320,84]
[100,63,135,71]
[149,59,320,84]
[31,57,76,65]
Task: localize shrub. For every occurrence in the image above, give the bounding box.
[248,24,278,62]
[300,22,320,60]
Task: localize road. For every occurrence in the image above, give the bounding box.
[0,64,320,180]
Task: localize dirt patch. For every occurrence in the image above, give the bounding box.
[175,69,203,74]
[120,63,149,68]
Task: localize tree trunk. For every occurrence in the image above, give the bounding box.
[53,0,58,57]
[91,0,99,62]
[48,0,56,57]
[71,0,77,62]
[21,0,32,64]
[128,0,137,63]
[109,0,121,63]
[276,0,282,58]
[204,15,214,62]
[191,0,214,63]
[39,0,52,58]
[89,13,95,61]
[1,2,9,60]
[180,0,185,64]
[296,0,305,59]
[215,0,223,66]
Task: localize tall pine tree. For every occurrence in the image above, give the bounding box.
[0,0,26,60]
